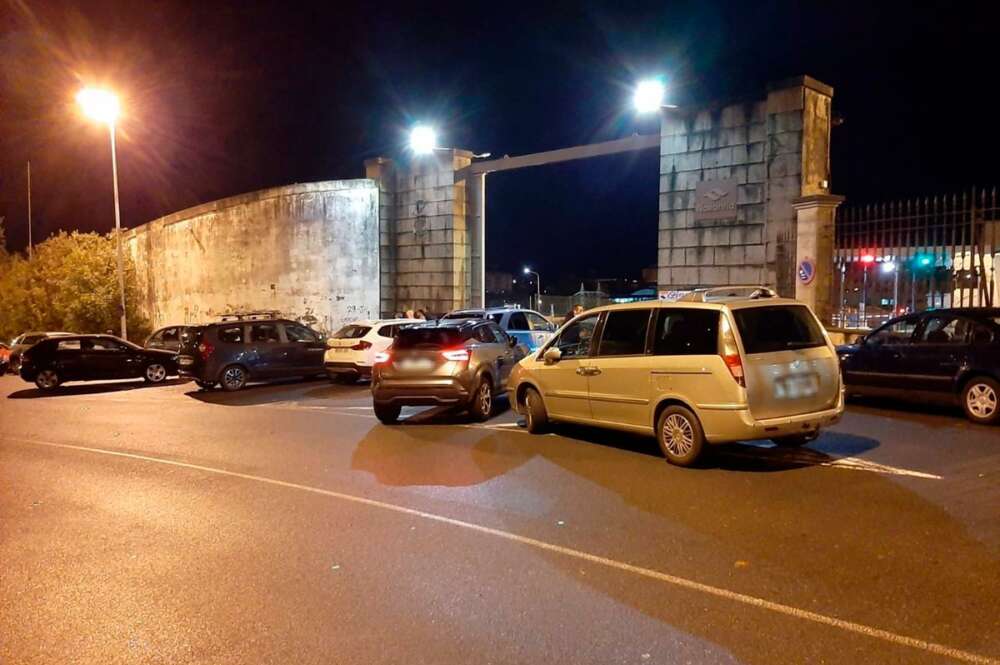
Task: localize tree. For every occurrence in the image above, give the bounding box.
[0,231,150,342]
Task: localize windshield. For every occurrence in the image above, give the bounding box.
[394,328,466,350]
[333,325,371,339]
[733,305,825,354]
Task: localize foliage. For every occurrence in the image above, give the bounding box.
[0,228,150,343]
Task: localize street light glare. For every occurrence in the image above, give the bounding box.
[523,266,531,274]
[881,261,896,274]
[409,125,436,155]
[77,88,120,124]
[633,79,666,113]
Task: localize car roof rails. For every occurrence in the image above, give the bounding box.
[216,310,283,322]
[678,285,778,302]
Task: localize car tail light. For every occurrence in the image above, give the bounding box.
[441,348,470,362]
[351,340,372,351]
[373,351,391,364]
[197,342,214,361]
[719,316,745,387]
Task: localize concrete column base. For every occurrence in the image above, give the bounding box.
[792,194,844,325]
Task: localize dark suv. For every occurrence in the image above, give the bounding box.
[371,319,524,423]
[177,317,327,391]
[838,308,1000,424]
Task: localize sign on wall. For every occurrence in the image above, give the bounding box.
[694,179,738,222]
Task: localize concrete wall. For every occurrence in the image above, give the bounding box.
[658,76,834,296]
[126,180,379,334]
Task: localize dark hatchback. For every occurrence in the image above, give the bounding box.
[838,308,1000,424]
[18,334,178,390]
[371,319,524,423]
[177,318,326,391]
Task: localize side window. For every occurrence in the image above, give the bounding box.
[285,323,319,343]
[474,326,495,343]
[487,313,503,325]
[554,314,599,358]
[507,312,529,331]
[653,309,720,356]
[916,316,969,345]
[597,309,652,357]
[91,338,126,352]
[868,318,918,346]
[488,323,509,344]
[251,324,281,343]
[377,325,395,338]
[161,328,179,343]
[149,330,164,344]
[57,340,82,351]
[971,323,994,345]
[527,313,552,331]
[218,326,244,344]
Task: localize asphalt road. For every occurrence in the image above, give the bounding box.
[1,373,999,664]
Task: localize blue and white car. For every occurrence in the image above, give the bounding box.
[441,308,556,351]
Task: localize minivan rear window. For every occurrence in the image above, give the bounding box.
[734,305,825,354]
[333,325,371,339]
[395,328,465,350]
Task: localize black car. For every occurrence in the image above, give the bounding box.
[176,317,326,391]
[838,308,1000,424]
[18,334,179,391]
[145,325,194,353]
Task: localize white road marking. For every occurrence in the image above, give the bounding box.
[723,447,941,480]
[8,436,993,664]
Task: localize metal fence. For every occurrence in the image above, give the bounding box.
[833,187,1000,329]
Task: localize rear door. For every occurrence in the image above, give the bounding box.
[732,304,840,420]
[531,313,599,420]
[586,308,655,427]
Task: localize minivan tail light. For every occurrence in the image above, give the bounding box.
[197,342,214,361]
[373,351,391,364]
[723,353,745,387]
[441,348,470,362]
[719,315,745,387]
[351,340,373,351]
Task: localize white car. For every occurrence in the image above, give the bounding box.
[325,319,414,383]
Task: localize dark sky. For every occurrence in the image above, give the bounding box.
[2,0,999,288]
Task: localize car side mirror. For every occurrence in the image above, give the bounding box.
[507,336,517,348]
[543,347,562,364]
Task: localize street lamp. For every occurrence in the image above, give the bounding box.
[523,266,541,310]
[633,79,666,113]
[409,125,437,155]
[859,254,875,327]
[77,87,128,340]
[881,260,899,316]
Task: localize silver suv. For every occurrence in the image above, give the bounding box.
[507,290,844,466]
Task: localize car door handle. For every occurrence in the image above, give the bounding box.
[576,367,601,376]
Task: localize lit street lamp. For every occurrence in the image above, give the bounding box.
[409,125,437,155]
[523,266,541,310]
[881,259,899,317]
[633,79,666,113]
[77,87,128,340]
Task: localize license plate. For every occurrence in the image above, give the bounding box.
[774,373,819,399]
[335,348,351,353]
[397,358,434,371]
[178,356,194,366]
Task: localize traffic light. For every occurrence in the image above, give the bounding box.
[912,253,934,268]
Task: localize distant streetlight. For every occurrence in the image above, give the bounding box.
[633,79,667,113]
[77,87,128,340]
[859,254,875,327]
[409,125,437,155]
[523,266,541,309]
[881,260,900,316]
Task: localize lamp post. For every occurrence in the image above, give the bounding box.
[523,267,540,310]
[881,260,898,318]
[860,254,875,328]
[77,88,127,340]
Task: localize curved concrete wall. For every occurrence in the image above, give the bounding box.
[126,180,379,334]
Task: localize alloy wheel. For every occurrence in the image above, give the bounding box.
[525,394,535,429]
[223,367,245,390]
[146,363,167,382]
[478,382,492,415]
[36,370,59,390]
[662,413,695,456]
[966,383,998,419]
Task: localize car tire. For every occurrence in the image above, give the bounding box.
[523,387,549,433]
[374,403,401,424]
[656,405,705,467]
[220,365,248,392]
[468,376,495,422]
[961,376,1000,425]
[144,363,168,384]
[771,433,817,447]
[34,369,61,391]
[195,380,215,390]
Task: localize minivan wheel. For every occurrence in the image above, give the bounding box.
[656,405,705,467]
[962,377,1000,425]
[523,387,548,433]
[144,363,168,384]
[34,369,61,391]
[220,365,248,392]
[374,403,401,424]
[469,377,494,422]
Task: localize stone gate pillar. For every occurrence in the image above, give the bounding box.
[792,194,843,325]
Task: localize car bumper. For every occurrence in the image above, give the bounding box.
[325,361,371,378]
[700,391,845,443]
[372,377,472,406]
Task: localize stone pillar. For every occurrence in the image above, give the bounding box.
[365,157,398,316]
[792,194,844,325]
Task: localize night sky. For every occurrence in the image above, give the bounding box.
[2,0,998,290]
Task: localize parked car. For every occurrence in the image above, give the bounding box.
[371,319,525,423]
[506,289,844,466]
[0,342,10,374]
[442,307,556,351]
[176,317,326,391]
[145,325,195,353]
[325,318,413,383]
[7,331,73,374]
[838,308,1000,424]
[17,334,178,390]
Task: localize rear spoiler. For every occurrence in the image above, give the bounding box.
[678,285,777,302]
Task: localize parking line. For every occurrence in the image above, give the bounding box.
[9,436,994,664]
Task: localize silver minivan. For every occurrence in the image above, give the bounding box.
[507,290,844,466]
